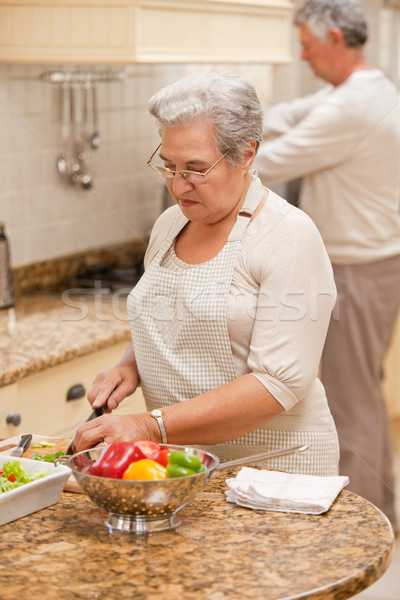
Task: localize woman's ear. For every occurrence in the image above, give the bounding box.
[242,140,257,169]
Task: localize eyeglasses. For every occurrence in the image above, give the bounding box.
[147,143,231,185]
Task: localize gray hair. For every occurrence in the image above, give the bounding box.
[147,72,263,168]
[294,0,368,48]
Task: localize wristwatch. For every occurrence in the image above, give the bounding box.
[150,409,168,444]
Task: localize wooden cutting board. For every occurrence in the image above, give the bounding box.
[0,434,82,493]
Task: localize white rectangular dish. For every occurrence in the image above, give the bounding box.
[0,455,71,526]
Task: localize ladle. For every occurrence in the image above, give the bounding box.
[56,82,70,177]
[90,83,100,150]
[78,81,93,189]
[70,82,92,189]
[70,83,81,181]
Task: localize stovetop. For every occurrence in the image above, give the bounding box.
[67,258,144,294]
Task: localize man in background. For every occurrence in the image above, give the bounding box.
[254,0,400,533]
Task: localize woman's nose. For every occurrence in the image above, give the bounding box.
[171,172,194,194]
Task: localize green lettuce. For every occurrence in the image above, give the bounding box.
[0,460,48,494]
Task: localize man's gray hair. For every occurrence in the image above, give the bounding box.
[294,0,368,48]
[148,72,263,168]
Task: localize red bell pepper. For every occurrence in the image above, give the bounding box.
[89,442,146,479]
[134,440,161,460]
[155,447,170,467]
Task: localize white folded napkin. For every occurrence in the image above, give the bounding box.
[225,467,349,515]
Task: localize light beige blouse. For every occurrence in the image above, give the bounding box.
[145,185,337,428]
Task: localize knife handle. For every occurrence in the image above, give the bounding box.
[66,406,105,455]
[19,433,33,451]
[93,406,105,418]
[11,433,33,456]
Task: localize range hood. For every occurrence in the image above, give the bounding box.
[0,0,294,64]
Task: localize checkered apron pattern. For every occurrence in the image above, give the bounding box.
[127,175,339,476]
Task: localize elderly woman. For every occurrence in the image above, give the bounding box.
[73,72,339,476]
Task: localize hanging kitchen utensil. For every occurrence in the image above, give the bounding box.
[70,82,92,189]
[70,82,80,182]
[90,82,100,150]
[56,82,70,178]
[82,81,92,152]
[79,81,93,189]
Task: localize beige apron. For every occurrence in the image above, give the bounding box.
[127,176,339,475]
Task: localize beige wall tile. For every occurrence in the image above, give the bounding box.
[0,63,191,267]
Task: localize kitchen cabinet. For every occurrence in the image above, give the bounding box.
[0,0,293,65]
[0,341,145,438]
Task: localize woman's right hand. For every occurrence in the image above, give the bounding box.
[87,345,139,412]
[87,365,138,412]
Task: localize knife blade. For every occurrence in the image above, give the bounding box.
[65,406,105,455]
[10,433,33,457]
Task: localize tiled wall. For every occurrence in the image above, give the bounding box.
[0,63,188,267]
[0,62,273,268]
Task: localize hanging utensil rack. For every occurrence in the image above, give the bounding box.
[42,69,125,190]
[41,69,125,84]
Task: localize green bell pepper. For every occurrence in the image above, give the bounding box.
[166,450,206,478]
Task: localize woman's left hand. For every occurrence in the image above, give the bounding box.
[72,413,156,452]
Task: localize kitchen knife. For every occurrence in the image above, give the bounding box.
[65,406,105,455]
[10,433,33,457]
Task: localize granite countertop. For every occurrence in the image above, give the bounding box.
[0,293,131,387]
[0,469,394,600]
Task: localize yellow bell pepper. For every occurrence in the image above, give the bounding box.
[122,458,167,481]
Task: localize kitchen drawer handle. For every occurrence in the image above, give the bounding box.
[6,412,21,426]
[66,384,86,402]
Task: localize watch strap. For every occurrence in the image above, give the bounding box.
[151,409,168,444]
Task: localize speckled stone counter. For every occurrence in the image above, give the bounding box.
[0,293,131,387]
[0,469,394,600]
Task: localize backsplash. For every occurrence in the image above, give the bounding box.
[12,238,147,296]
[0,63,190,268]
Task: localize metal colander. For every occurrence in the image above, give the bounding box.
[61,443,307,534]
